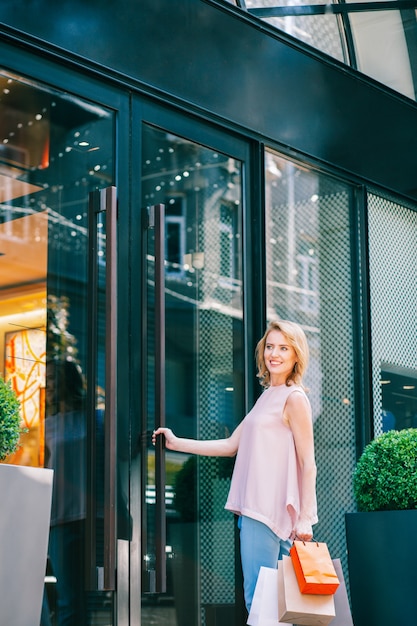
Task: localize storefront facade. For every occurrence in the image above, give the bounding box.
[0,1,416,625]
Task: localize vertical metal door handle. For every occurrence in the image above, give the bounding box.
[154,203,167,593]
[87,187,117,591]
[103,186,118,591]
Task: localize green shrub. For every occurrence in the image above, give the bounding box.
[353,428,417,512]
[0,377,22,461]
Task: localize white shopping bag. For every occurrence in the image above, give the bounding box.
[331,559,354,626]
[247,566,292,626]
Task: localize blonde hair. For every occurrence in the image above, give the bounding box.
[255,319,309,388]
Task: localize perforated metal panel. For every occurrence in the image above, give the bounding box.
[368,194,417,435]
[265,152,357,574]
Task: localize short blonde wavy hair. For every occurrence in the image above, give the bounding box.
[255,319,309,388]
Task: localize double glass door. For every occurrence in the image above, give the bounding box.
[0,63,250,625]
[139,114,248,625]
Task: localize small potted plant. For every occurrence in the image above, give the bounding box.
[0,376,24,461]
[345,428,417,626]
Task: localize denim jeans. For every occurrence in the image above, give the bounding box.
[238,515,292,612]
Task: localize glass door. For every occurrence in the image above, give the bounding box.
[139,116,248,626]
[0,69,117,626]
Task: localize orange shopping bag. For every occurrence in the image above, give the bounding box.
[290,540,340,595]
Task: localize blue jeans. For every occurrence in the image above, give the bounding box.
[238,515,292,612]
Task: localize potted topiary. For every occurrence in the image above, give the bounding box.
[0,375,54,626]
[0,376,24,461]
[345,428,417,626]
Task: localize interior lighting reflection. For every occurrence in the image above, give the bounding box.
[45,576,57,584]
[266,158,282,178]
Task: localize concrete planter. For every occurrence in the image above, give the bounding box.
[345,510,417,626]
[0,464,53,626]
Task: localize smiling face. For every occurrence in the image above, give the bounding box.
[264,329,298,386]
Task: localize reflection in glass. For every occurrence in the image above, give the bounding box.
[380,365,417,432]
[45,355,88,625]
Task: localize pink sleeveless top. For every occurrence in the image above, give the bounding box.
[225,383,317,540]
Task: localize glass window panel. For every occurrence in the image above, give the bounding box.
[348,3,415,100]
[246,0,347,62]
[264,148,357,571]
[224,0,417,100]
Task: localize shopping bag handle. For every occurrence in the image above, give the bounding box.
[294,536,319,546]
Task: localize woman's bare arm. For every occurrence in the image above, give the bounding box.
[152,421,243,457]
[284,391,317,541]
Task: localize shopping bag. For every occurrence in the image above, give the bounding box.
[247,566,291,626]
[331,559,353,626]
[290,540,340,594]
[278,555,336,625]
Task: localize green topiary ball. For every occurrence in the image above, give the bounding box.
[353,428,417,512]
[0,377,22,462]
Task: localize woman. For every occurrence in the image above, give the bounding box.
[153,319,317,613]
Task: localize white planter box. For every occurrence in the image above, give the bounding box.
[0,464,53,626]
